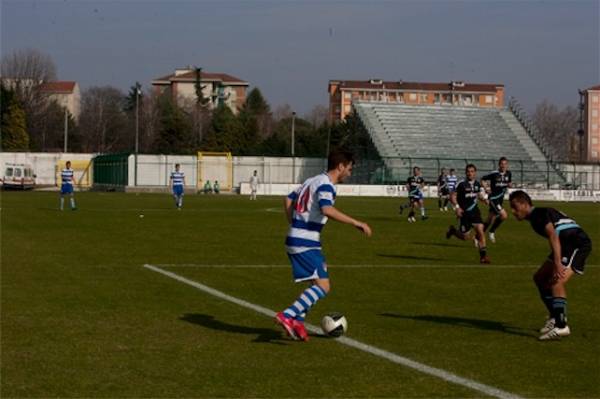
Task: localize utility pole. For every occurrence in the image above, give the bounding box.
[291,111,296,183]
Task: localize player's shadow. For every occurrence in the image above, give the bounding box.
[179,313,288,345]
[379,313,535,338]
[377,254,443,261]
[410,241,464,248]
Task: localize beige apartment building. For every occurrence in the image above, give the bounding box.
[152,68,248,114]
[328,79,504,122]
[583,85,600,162]
[38,81,81,121]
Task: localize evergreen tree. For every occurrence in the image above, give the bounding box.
[1,84,29,151]
[154,96,194,154]
[201,104,243,152]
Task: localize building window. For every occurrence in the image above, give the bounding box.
[344,92,351,100]
[592,151,598,158]
[442,94,452,104]
[397,93,404,103]
[420,93,428,102]
[409,93,417,101]
[592,109,599,117]
[593,95,599,103]
[593,123,598,131]
[592,137,598,145]
[485,95,493,104]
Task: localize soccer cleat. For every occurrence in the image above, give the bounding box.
[275,312,298,340]
[421,215,429,221]
[480,255,491,264]
[439,207,444,212]
[539,325,570,340]
[488,232,496,243]
[446,225,456,239]
[539,318,556,334]
[292,319,309,342]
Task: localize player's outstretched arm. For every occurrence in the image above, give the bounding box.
[322,206,372,237]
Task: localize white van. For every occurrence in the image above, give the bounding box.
[1,163,36,190]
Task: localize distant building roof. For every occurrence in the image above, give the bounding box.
[153,70,248,85]
[330,80,503,93]
[587,84,600,91]
[39,81,77,93]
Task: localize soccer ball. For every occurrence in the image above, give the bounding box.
[321,312,348,337]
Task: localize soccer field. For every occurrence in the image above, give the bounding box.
[2,191,599,398]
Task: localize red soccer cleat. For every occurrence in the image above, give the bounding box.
[275,312,298,340]
[292,319,309,342]
[480,255,491,264]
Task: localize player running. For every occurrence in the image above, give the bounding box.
[276,150,372,342]
[400,166,427,222]
[446,164,490,264]
[481,157,512,243]
[509,190,592,340]
[437,168,449,211]
[59,161,77,211]
[170,164,186,210]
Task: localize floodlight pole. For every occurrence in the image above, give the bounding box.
[135,84,141,186]
[63,108,68,153]
[291,111,296,183]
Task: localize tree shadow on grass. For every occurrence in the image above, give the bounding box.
[379,313,536,338]
[179,313,290,345]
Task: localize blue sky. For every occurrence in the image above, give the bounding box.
[1,0,598,114]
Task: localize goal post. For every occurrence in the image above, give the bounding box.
[197,152,233,191]
[55,159,92,187]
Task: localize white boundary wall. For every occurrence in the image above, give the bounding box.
[2,152,600,201]
[0,152,94,185]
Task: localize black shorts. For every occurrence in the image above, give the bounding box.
[459,208,483,233]
[547,229,592,274]
[439,188,449,197]
[488,197,504,216]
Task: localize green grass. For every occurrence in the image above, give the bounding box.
[1,191,599,398]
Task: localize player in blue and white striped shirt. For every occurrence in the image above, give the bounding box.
[444,168,459,210]
[275,150,372,342]
[59,161,77,211]
[170,164,186,210]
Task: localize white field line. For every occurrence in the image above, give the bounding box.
[153,263,599,269]
[143,263,523,399]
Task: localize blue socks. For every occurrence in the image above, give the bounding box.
[283,285,327,320]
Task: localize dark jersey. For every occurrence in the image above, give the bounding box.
[437,174,447,189]
[456,179,483,212]
[527,207,582,238]
[482,170,512,200]
[407,176,425,196]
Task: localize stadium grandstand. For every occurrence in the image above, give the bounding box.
[336,80,565,187]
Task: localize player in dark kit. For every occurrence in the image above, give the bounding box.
[509,190,592,340]
[437,168,449,212]
[481,157,512,243]
[400,167,427,222]
[446,164,490,264]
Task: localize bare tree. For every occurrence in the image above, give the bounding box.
[78,86,129,153]
[272,103,294,122]
[533,100,579,162]
[304,104,328,128]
